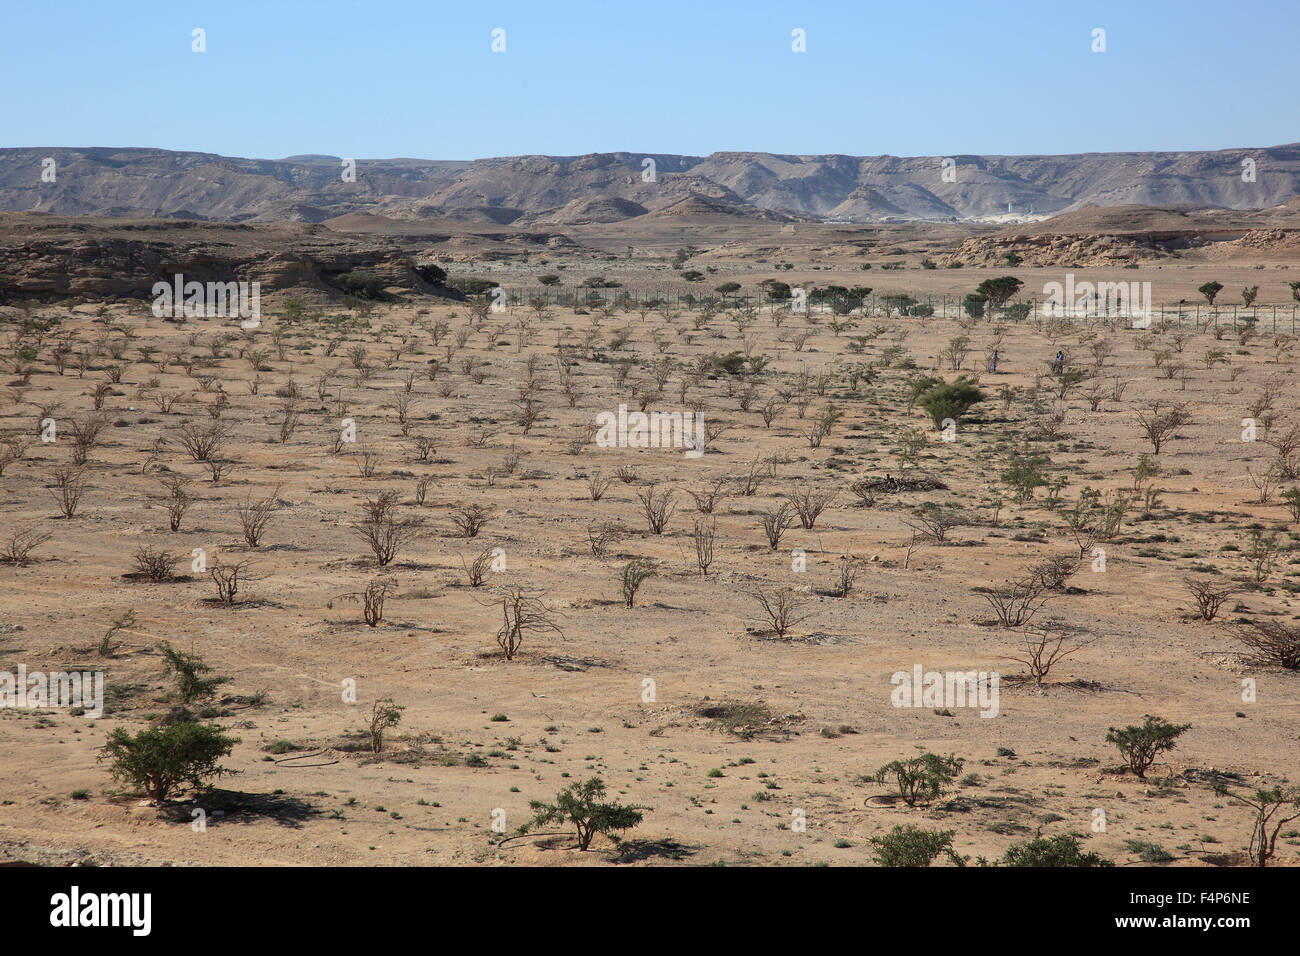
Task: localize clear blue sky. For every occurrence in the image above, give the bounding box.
[2,0,1296,160]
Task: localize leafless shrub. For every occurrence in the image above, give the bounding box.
[408,435,436,462]
[787,483,838,530]
[209,559,252,605]
[1248,463,1280,504]
[48,466,86,518]
[1030,554,1080,592]
[277,399,301,443]
[236,487,280,547]
[688,475,729,514]
[1005,623,1097,684]
[734,456,770,496]
[352,491,423,566]
[748,587,812,640]
[1185,578,1239,622]
[353,445,381,478]
[694,419,728,455]
[1234,619,1300,669]
[693,518,716,575]
[206,457,236,483]
[175,420,229,463]
[466,425,500,448]
[132,545,179,582]
[759,396,783,428]
[832,556,858,597]
[498,444,524,477]
[567,421,598,456]
[803,404,842,448]
[513,396,543,434]
[586,468,614,502]
[0,438,28,476]
[586,521,621,559]
[153,472,194,531]
[460,548,495,587]
[1,527,52,566]
[490,586,563,660]
[904,506,967,543]
[1135,402,1192,454]
[154,391,184,414]
[414,475,433,506]
[636,484,675,535]
[848,477,877,508]
[974,570,1051,627]
[760,500,794,549]
[1245,529,1280,584]
[345,576,396,627]
[67,412,108,465]
[85,381,109,410]
[451,503,491,538]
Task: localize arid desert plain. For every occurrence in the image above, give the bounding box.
[3,203,1300,867]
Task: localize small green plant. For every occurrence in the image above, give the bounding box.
[621,560,657,608]
[98,609,137,657]
[1105,715,1191,778]
[1001,450,1049,504]
[1281,487,1300,523]
[367,698,404,753]
[870,825,965,867]
[1002,833,1113,867]
[1244,529,1280,584]
[872,753,964,806]
[710,351,747,375]
[1124,839,1175,863]
[158,641,231,703]
[520,776,650,850]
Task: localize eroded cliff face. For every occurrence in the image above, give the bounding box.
[0,216,454,302]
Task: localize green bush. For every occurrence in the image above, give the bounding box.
[457,277,497,295]
[873,753,964,806]
[763,280,792,301]
[413,262,447,286]
[333,271,387,299]
[1002,833,1113,867]
[917,377,985,428]
[975,276,1023,312]
[871,825,965,866]
[520,776,650,850]
[100,722,238,802]
[159,641,230,704]
[710,351,748,375]
[1106,715,1190,778]
[1001,450,1050,503]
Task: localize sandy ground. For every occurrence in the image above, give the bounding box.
[1,262,1299,866]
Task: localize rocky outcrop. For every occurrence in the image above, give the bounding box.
[0,216,458,303]
[944,233,1179,268]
